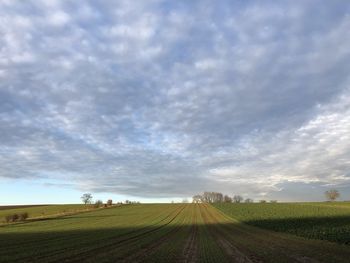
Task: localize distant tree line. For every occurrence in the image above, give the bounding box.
[124,200,140,204]
[80,193,140,207]
[4,212,28,223]
[191,189,342,204]
[192,192,256,203]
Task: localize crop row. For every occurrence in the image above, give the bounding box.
[213,202,350,244]
[2,203,350,262]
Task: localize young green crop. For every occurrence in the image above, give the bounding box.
[1,203,350,262]
[0,204,186,262]
[0,204,89,222]
[213,202,350,244]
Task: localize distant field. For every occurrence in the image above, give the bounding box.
[0,204,89,222]
[1,203,350,262]
[0,205,46,211]
[214,202,350,244]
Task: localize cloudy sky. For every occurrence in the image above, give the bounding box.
[1,0,350,204]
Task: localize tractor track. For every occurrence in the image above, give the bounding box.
[178,205,199,263]
[200,204,256,263]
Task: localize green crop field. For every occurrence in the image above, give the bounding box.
[0,205,46,211]
[214,202,350,244]
[1,203,350,262]
[0,204,91,222]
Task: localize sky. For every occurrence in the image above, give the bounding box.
[1,0,350,204]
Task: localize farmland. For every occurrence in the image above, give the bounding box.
[1,204,350,262]
[214,202,350,244]
[0,204,90,222]
[0,205,46,211]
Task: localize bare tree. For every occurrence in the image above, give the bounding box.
[194,192,231,203]
[224,195,232,203]
[94,200,103,208]
[233,195,244,203]
[206,192,224,203]
[215,192,224,203]
[107,199,113,206]
[192,195,203,203]
[18,212,29,221]
[325,189,340,201]
[202,192,215,203]
[81,193,93,205]
[244,198,253,203]
[202,192,209,203]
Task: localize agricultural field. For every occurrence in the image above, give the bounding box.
[214,202,350,244]
[0,204,90,223]
[1,203,350,262]
[0,205,46,211]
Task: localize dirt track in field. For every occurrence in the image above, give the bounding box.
[179,206,199,263]
[200,204,257,263]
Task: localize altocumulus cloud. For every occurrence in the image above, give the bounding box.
[1,0,350,201]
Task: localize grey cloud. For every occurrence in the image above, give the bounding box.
[1,0,350,200]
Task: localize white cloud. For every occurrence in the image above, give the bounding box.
[48,11,70,26]
[0,0,350,200]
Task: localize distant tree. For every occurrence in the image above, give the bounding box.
[124,200,139,204]
[202,192,224,203]
[216,192,224,203]
[12,214,19,221]
[202,192,211,203]
[233,195,244,203]
[182,198,189,203]
[245,198,254,203]
[107,199,113,206]
[259,200,267,203]
[325,189,340,201]
[18,212,28,221]
[270,200,277,203]
[192,195,203,203]
[94,200,103,208]
[224,195,232,203]
[5,214,20,223]
[81,193,93,205]
[4,215,12,223]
